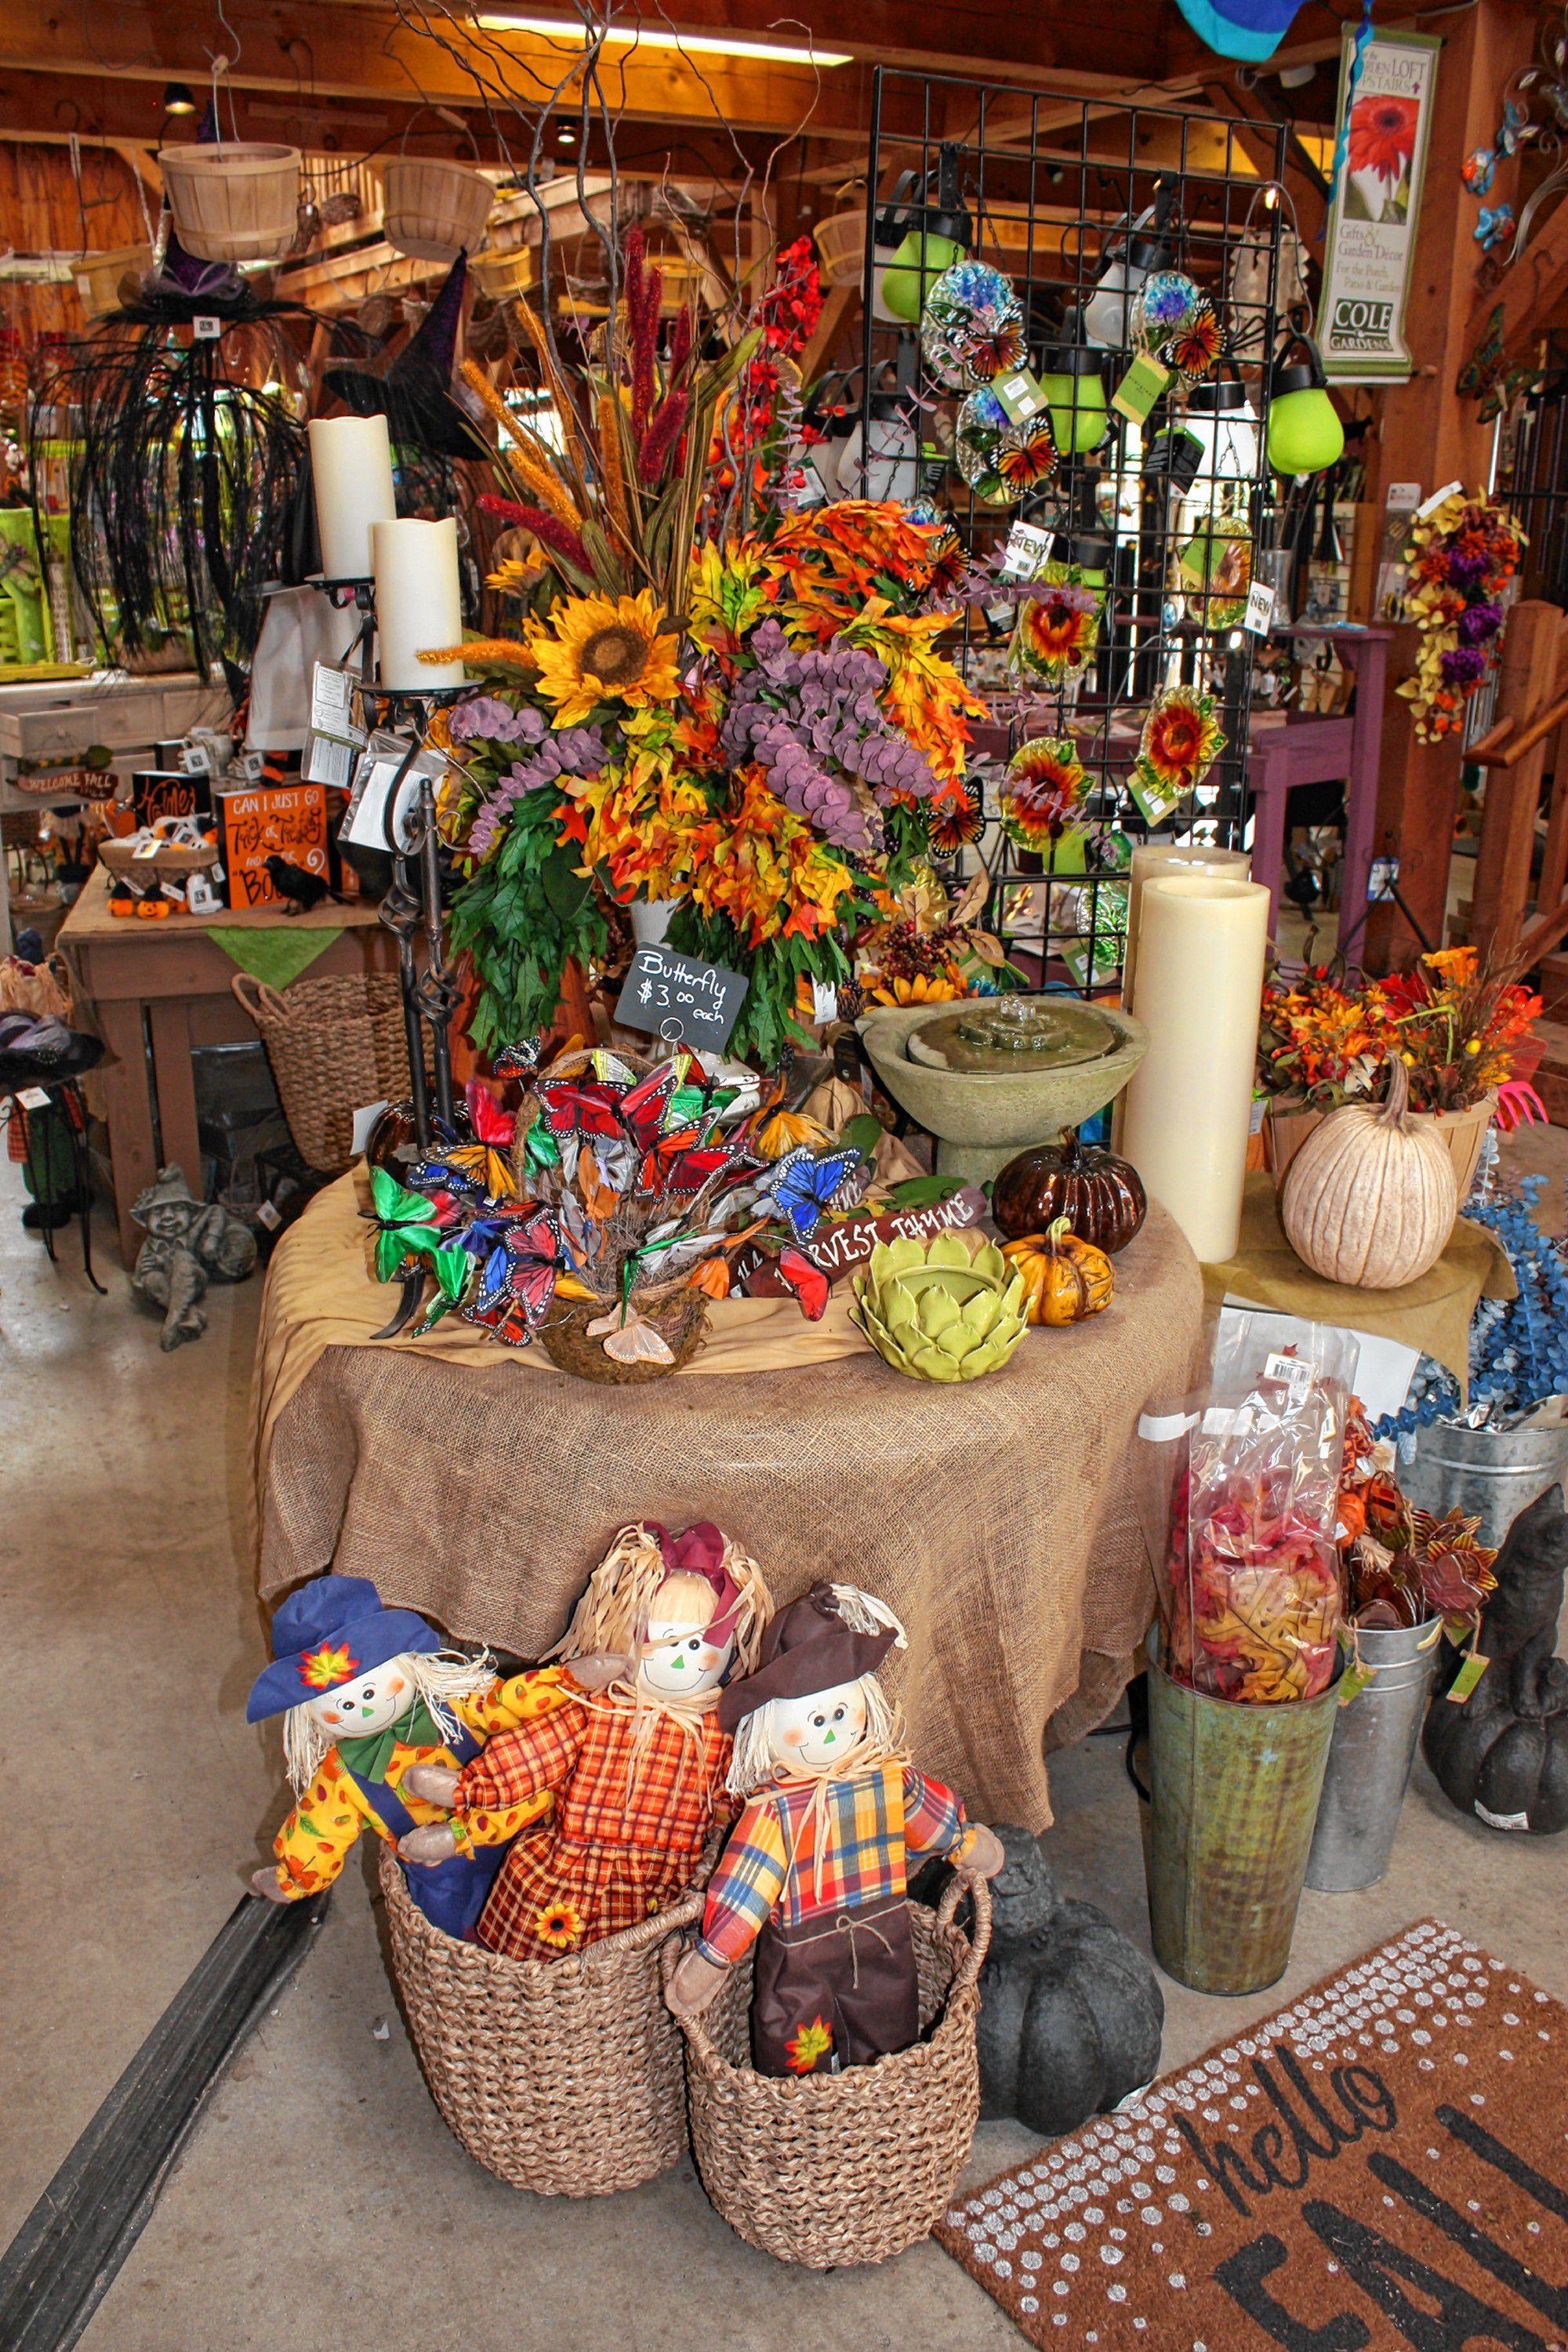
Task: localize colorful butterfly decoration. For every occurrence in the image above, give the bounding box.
[462,1206,563,1346]
[363,1165,468,1290]
[759,1145,865,1242]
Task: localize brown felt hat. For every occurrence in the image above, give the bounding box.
[717,1583,895,1732]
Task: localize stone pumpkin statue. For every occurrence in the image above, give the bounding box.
[1423,1483,1568,1838]
[916,1824,1163,2137]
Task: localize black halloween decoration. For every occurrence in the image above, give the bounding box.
[322,256,488,463]
[30,237,310,674]
[916,1825,1163,2138]
[1423,1482,1568,1837]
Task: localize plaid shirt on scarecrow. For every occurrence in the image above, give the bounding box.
[695,1759,975,1969]
[454,1696,732,1961]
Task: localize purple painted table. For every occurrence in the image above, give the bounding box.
[1248,626,1393,969]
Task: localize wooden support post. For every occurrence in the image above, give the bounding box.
[1541,712,1568,924]
[1357,0,1538,970]
[1471,600,1566,958]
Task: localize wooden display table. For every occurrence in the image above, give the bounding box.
[60,869,398,1266]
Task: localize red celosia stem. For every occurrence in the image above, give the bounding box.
[476,493,591,578]
[637,388,689,485]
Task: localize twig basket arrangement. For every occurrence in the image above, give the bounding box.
[230,969,412,1175]
[158,144,302,265]
[538,1275,709,1384]
[670,1874,992,2267]
[381,158,494,263]
[379,1846,701,2195]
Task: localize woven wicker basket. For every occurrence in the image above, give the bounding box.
[158,144,301,265]
[1267,1091,1497,1204]
[538,1279,709,1384]
[99,838,217,883]
[72,243,153,320]
[230,968,412,1175]
[672,1874,992,2267]
[813,212,867,288]
[379,1843,701,2195]
[381,158,493,263]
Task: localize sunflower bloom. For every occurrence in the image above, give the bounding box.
[1001,736,1089,851]
[528,590,681,727]
[1132,686,1223,802]
[534,1900,583,1950]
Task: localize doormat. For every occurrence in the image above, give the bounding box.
[936,1919,1568,2350]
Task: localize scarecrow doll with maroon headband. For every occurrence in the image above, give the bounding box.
[665,1583,1004,2076]
[402,1523,771,1962]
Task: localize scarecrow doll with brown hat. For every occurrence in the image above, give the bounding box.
[665,1583,1004,2076]
[402,1522,771,1962]
[245,1573,577,1938]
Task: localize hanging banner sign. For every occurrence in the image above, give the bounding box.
[1318,28,1441,383]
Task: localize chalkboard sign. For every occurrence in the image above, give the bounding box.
[614,946,748,1052]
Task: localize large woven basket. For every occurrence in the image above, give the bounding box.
[671,1874,992,2267]
[72,243,153,320]
[379,1844,701,2195]
[230,969,412,1175]
[158,143,301,265]
[1267,1089,1496,1204]
[381,157,493,263]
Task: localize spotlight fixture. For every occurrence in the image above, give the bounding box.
[163,81,197,114]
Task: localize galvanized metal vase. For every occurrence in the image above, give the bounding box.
[1142,1637,1342,1996]
[1404,1420,1568,1552]
[1305,1619,1443,1893]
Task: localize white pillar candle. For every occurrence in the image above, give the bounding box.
[1123,843,1252,1017]
[372,517,466,692]
[308,415,397,582]
[1118,873,1269,1264]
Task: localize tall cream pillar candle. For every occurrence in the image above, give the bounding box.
[1118,873,1269,1264]
[372,517,466,691]
[308,415,396,581]
[1123,842,1252,1016]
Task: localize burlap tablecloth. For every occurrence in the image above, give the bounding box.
[254,1182,1204,1830]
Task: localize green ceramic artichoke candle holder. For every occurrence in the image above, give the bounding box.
[851,1232,1029,1382]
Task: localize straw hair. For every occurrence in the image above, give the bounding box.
[281,1646,499,1793]
[550,1523,770,1679]
[726,1672,906,1802]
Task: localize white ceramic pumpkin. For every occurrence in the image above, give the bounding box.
[1279,1057,1458,1290]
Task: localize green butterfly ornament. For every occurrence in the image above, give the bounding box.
[364,1167,473,1328]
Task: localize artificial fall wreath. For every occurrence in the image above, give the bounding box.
[1396,489,1524,745]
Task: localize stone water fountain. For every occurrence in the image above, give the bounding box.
[858,993,1148,1184]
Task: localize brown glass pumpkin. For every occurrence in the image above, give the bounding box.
[992,1128,1147,1254]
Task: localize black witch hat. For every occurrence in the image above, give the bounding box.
[321,253,488,461]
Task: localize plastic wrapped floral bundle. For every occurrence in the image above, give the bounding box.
[1144,1318,1358,1704]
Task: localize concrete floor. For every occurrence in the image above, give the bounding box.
[3,1145,1567,2352]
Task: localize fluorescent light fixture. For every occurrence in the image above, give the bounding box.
[477,15,850,64]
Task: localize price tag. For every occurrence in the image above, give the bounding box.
[1243,580,1276,637]
[1249,1094,1267,1135]
[232,748,267,784]
[256,1199,284,1232]
[1337,1657,1376,1707]
[1110,351,1174,424]
[350,1098,390,1156]
[132,836,162,861]
[1127,770,1185,826]
[303,731,357,790]
[1446,1650,1489,1704]
[614,945,749,1052]
[191,315,222,340]
[811,978,840,1024]
[186,873,223,914]
[180,739,216,775]
[1000,521,1052,580]
[16,1085,51,1111]
[310,662,366,746]
[992,365,1048,425]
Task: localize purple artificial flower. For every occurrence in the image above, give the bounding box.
[1440,645,1486,685]
[1446,550,1487,589]
[1457,601,1503,646]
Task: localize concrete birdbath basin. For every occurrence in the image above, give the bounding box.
[857,994,1149,1185]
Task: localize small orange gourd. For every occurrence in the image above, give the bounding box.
[1001,1216,1114,1327]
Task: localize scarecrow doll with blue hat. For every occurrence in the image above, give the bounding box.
[665,1583,1004,2075]
[402,1522,771,1962]
[246,1573,581,1938]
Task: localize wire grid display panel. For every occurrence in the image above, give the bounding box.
[851,73,1287,994]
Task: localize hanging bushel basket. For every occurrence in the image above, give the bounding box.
[158,144,302,266]
[73,243,154,320]
[670,1873,991,2267]
[379,1846,702,2195]
[230,969,412,1176]
[381,158,494,263]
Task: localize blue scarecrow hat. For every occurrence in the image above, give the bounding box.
[247,1573,441,1722]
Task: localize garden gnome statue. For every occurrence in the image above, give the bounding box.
[130,1166,256,1348]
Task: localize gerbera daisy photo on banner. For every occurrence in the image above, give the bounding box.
[1008,565,1102,685]
[1000,735,1091,852]
[1348,91,1420,220]
[1131,684,1224,811]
